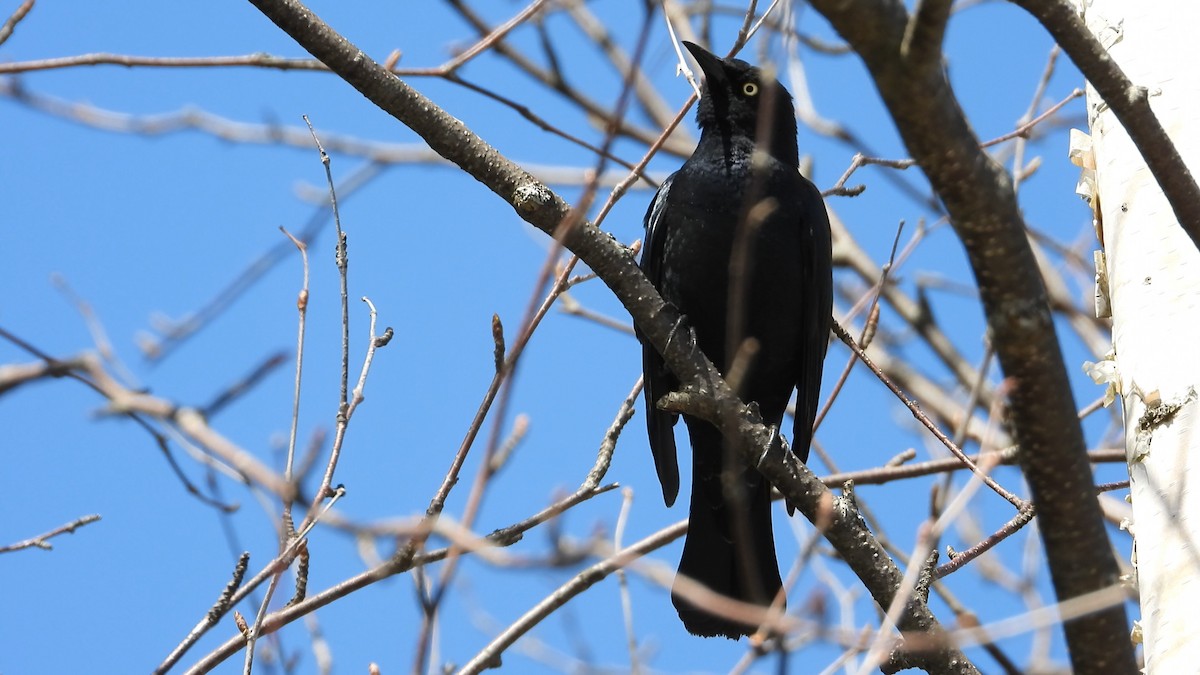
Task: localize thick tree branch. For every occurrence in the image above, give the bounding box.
[242,0,973,671]
[1011,0,1200,253]
[902,0,954,65]
[806,0,1135,672]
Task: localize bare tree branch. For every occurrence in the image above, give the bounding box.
[1012,0,1200,253]
[805,0,1136,671]
[0,0,33,48]
[242,0,974,671]
[0,514,101,553]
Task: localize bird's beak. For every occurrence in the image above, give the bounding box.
[682,41,728,91]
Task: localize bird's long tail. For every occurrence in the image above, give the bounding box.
[672,420,783,638]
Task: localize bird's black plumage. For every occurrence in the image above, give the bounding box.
[638,42,832,639]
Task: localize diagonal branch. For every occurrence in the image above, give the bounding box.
[1011,0,1200,253]
[806,0,1135,672]
[0,514,102,553]
[243,0,973,671]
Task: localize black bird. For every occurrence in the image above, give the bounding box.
[638,42,832,639]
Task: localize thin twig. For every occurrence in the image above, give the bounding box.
[582,377,643,491]
[0,329,242,509]
[279,226,310,540]
[1007,45,1061,194]
[614,488,641,675]
[981,87,1082,149]
[456,521,686,675]
[0,514,101,553]
[1014,0,1200,252]
[157,553,250,673]
[813,220,906,434]
[937,507,1036,579]
[0,52,336,74]
[831,321,1026,509]
[241,488,345,674]
[0,0,34,48]
[181,484,618,672]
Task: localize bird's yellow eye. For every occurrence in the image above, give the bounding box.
[742,82,759,97]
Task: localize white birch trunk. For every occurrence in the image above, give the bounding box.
[1076,0,1200,670]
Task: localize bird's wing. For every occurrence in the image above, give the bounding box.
[639,173,681,506]
[793,178,834,464]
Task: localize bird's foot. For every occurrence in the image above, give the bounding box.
[757,424,791,464]
[664,313,697,357]
[757,425,800,516]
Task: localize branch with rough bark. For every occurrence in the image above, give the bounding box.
[1011,0,1200,254]
[243,0,974,671]
[805,0,1135,672]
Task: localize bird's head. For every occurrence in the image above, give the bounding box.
[683,41,798,167]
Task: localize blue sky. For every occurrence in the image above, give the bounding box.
[0,1,1128,673]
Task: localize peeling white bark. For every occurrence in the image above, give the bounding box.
[1077,0,1200,670]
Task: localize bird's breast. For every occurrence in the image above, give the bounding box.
[655,161,809,371]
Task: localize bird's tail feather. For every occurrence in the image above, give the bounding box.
[672,421,783,639]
